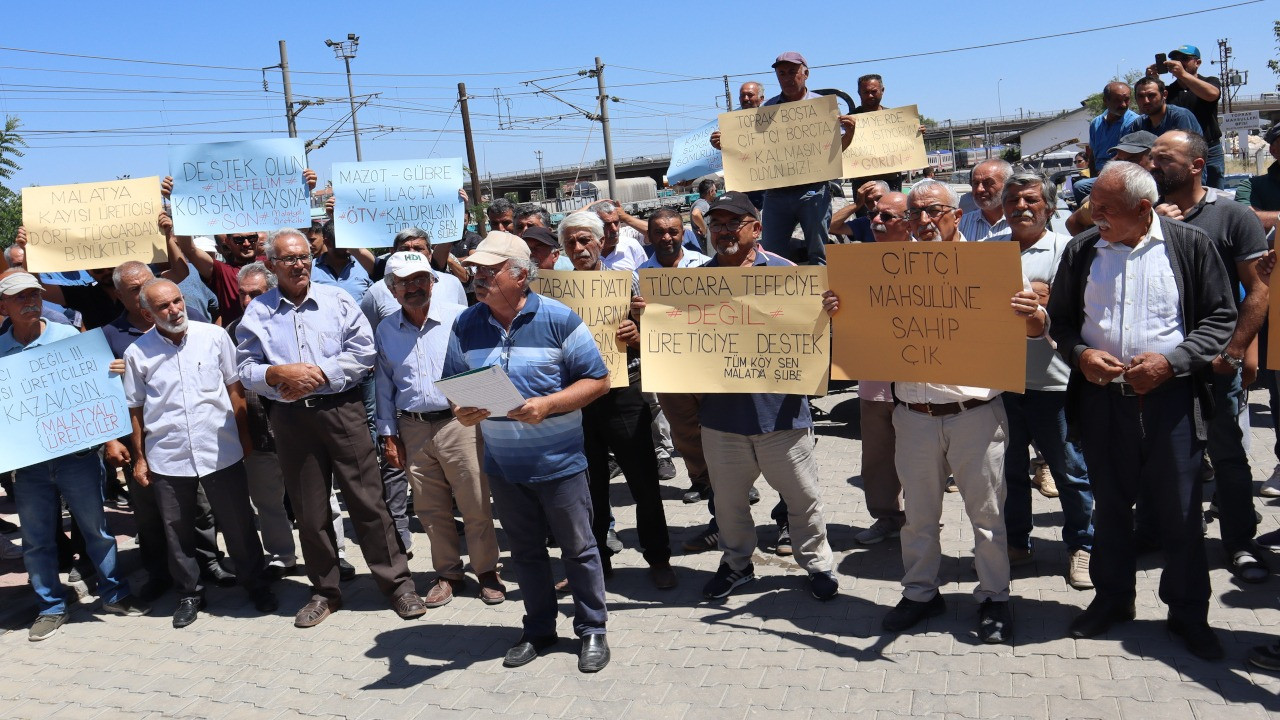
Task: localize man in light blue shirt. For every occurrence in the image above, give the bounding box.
[236,228,424,628]
[374,251,503,609]
[124,278,277,629]
[310,222,373,304]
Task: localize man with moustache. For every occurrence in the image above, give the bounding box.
[123,279,277,628]
[1133,77,1202,138]
[958,159,1013,241]
[987,175,1095,589]
[1150,130,1271,583]
[236,228,425,628]
[522,226,575,271]
[375,251,504,607]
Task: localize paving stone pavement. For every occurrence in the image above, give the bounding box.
[2,386,1280,719]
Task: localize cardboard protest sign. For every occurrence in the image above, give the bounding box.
[828,242,1025,392]
[842,104,928,179]
[332,158,465,248]
[718,95,843,193]
[22,177,166,273]
[666,120,723,184]
[1268,289,1280,371]
[532,270,631,388]
[168,138,310,234]
[0,330,127,474]
[639,266,829,395]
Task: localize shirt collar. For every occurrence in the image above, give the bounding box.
[1093,214,1165,250]
[1023,229,1057,253]
[269,286,320,313]
[108,312,145,335]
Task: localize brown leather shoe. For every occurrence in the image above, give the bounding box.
[423,578,461,608]
[478,571,506,605]
[649,563,678,590]
[294,596,340,628]
[393,591,428,619]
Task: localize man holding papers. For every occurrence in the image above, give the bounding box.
[443,231,613,673]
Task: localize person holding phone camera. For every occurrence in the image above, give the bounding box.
[1147,45,1225,189]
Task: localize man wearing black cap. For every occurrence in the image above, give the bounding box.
[1066,131,1158,236]
[1149,45,1225,188]
[522,226,574,271]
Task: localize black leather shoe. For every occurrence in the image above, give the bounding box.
[578,633,610,673]
[1068,598,1136,638]
[202,563,237,588]
[882,594,946,633]
[252,589,279,614]
[502,634,558,668]
[172,596,205,628]
[1167,616,1225,661]
[338,559,357,582]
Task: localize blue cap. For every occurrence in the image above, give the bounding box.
[1169,45,1200,59]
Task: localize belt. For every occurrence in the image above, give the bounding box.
[400,408,454,423]
[904,397,993,417]
[1105,381,1141,397]
[291,388,361,409]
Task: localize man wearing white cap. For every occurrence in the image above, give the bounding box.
[443,232,612,673]
[0,272,149,640]
[375,251,504,609]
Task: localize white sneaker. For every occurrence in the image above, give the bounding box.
[1067,549,1093,590]
[1261,465,1280,498]
[856,518,902,545]
[1,535,22,560]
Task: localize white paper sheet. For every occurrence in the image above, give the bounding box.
[433,365,526,416]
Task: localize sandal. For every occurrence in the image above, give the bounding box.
[1231,550,1270,584]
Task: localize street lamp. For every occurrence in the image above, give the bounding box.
[534,150,546,203]
[997,78,1003,118]
[325,33,362,161]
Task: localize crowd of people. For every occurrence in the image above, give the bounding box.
[2,45,1280,677]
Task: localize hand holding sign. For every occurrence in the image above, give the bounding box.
[168,138,311,234]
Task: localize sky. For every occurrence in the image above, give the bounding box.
[2,0,1276,191]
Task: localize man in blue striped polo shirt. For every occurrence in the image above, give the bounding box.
[444,231,613,673]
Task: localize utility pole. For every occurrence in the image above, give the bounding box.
[278,41,297,138]
[723,75,733,110]
[458,83,483,210]
[591,57,617,200]
[1215,39,1232,113]
[326,34,362,161]
[534,150,546,202]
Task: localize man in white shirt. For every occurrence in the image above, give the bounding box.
[591,203,650,272]
[957,159,1012,242]
[124,279,277,628]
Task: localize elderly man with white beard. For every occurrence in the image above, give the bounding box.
[958,159,1013,241]
[124,278,277,628]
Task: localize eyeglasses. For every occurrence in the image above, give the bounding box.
[227,235,257,245]
[275,255,312,267]
[708,220,750,233]
[473,264,508,278]
[874,210,907,222]
[907,204,956,219]
[393,275,433,289]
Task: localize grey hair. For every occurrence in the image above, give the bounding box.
[1000,171,1058,208]
[514,203,551,227]
[393,227,431,249]
[265,227,308,260]
[237,261,277,289]
[486,197,515,218]
[557,211,605,244]
[3,245,21,265]
[1098,160,1158,206]
[138,277,179,313]
[112,260,153,290]
[507,256,537,286]
[975,158,1014,183]
[869,180,891,195]
[908,179,959,207]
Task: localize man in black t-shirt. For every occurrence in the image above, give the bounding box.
[1149,44,1225,188]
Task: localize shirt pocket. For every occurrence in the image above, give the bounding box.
[198,362,225,393]
[316,331,344,359]
[1144,274,1180,322]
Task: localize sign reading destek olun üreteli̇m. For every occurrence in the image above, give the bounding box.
[22,176,166,273]
[167,138,310,234]
[718,95,843,193]
[531,270,632,388]
[331,158,465,248]
[828,242,1026,392]
[639,266,830,395]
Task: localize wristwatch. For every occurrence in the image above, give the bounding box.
[1219,352,1243,371]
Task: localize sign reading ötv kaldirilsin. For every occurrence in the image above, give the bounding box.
[717,95,843,193]
[531,270,631,388]
[638,266,829,395]
[827,242,1026,392]
[22,177,166,273]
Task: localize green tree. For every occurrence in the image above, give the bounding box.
[0,186,20,249]
[1269,20,1279,82]
[0,116,26,182]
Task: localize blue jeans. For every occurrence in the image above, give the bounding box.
[1073,177,1097,205]
[15,451,127,614]
[1002,390,1094,552]
[1204,141,1225,190]
[1207,369,1257,552]
[488,470,607,638]
[761,183,831,266]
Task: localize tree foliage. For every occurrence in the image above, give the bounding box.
[0,115,25,247]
